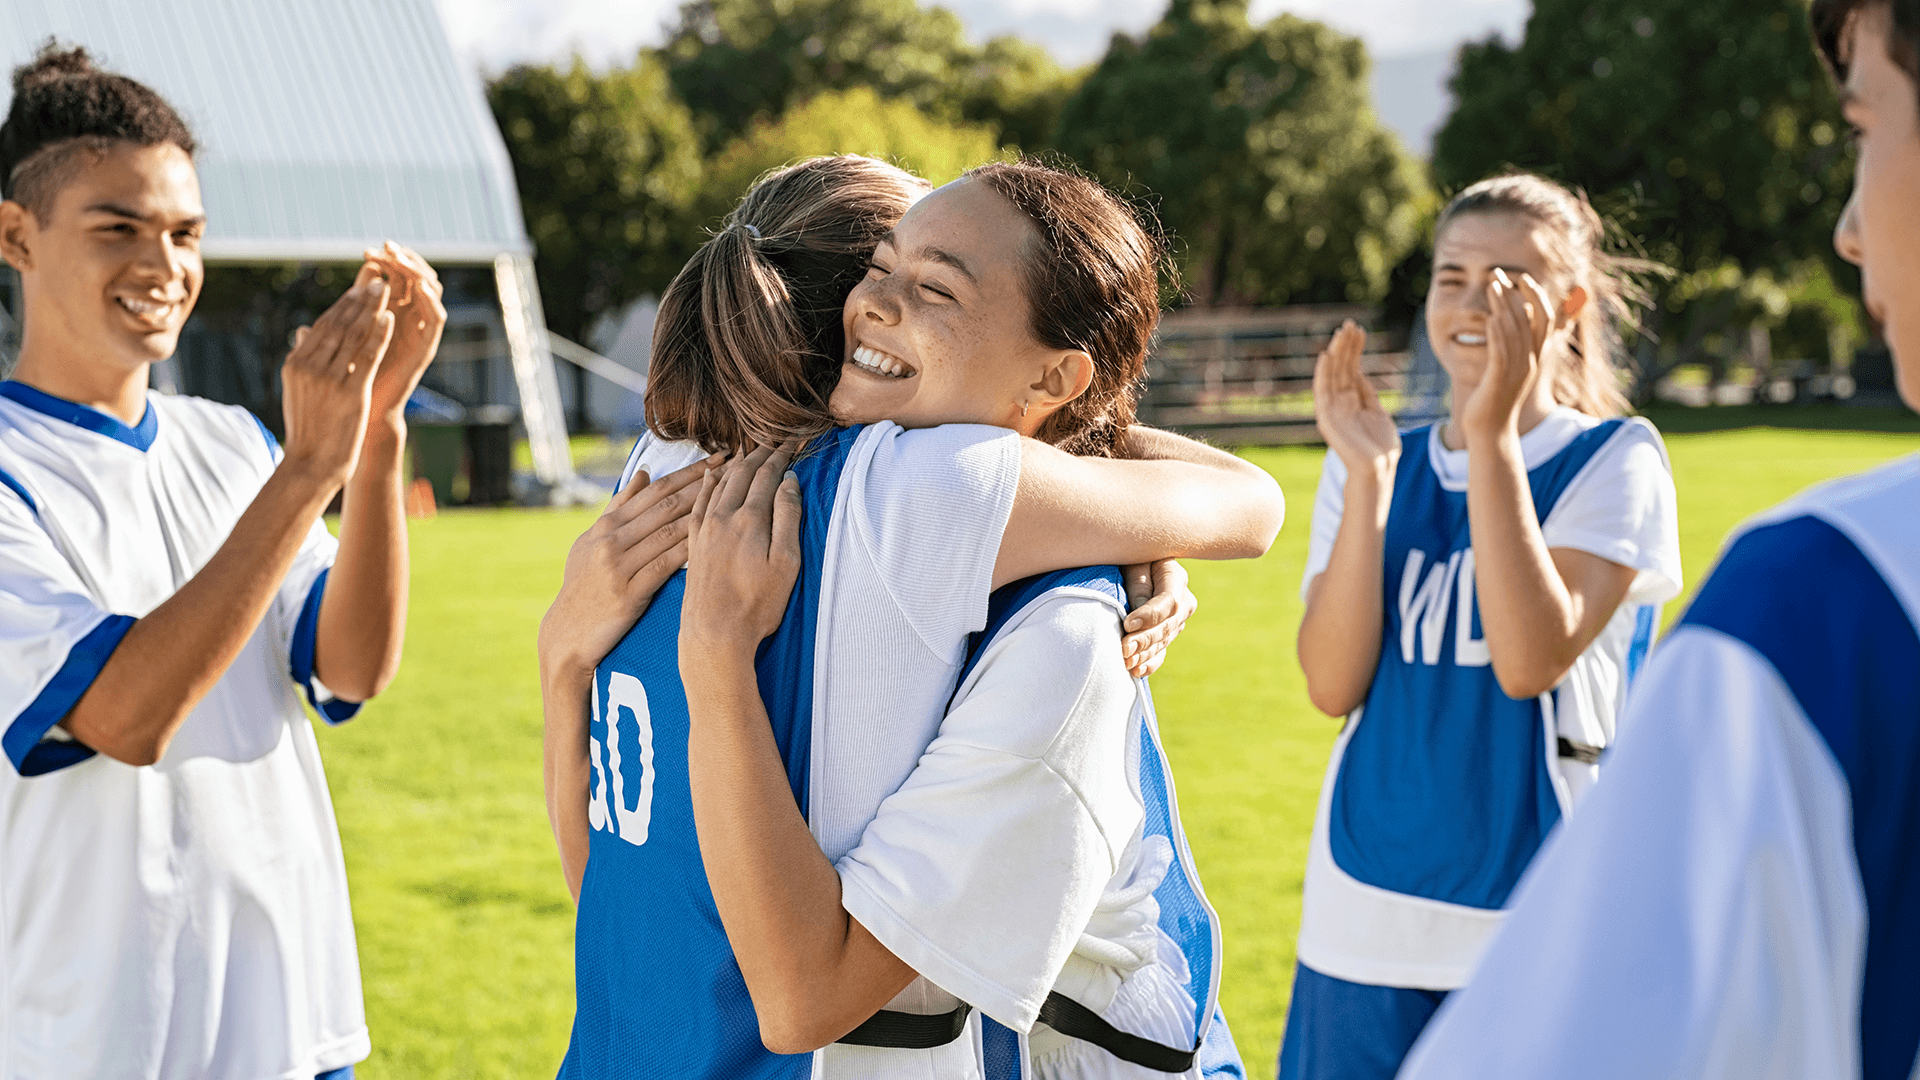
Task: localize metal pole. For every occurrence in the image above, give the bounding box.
[494,252,577,493]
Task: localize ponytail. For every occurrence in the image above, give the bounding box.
[645,155,930,454]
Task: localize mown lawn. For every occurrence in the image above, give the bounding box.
[317,421,1916,1079]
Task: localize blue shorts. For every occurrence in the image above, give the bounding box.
[1275,962,1447,1080]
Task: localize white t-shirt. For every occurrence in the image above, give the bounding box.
[0,385,367,1080]
[833,588,1199,1080]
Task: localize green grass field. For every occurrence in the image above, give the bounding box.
[317,420,1917,1078]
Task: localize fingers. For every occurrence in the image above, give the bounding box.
[768,470,803,569]
[742,447,795,519]
[610,468,651,511]
[612,454,717,525]
[1123,563,1153,611]
[690,465,717,535]
[713,445,773,516]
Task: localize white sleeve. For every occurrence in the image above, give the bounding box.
[1399,626,1866,1080]
[845,422,1021,654]
[1540,420,1682,605]
[0,490,134,775]
[620,429,708,491]
[273,516,353,721]
[835,594,1140,1032]
[1299,449,1348,601]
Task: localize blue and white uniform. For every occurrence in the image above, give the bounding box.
[0,383,367,1079]
[1399,452,1920,1080]
[1282,408,1680,1079]
[563,422,1022,1080]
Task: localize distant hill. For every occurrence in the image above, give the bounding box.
[1370,47,1456,158]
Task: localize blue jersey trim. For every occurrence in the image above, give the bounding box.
[1681,515,1920,1080]
[0,380,157,451]
[289,569,362,725]
[0,467,35,515]
[983,1018,1023,1078]
[315,1066,354,1080]
[249,412,280,462]
[3,613,134,775]
[1624,604,1657,684]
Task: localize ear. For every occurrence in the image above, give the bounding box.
[0,201,36,272]
[1557,284,1590,328]
[1030,348,1094,410]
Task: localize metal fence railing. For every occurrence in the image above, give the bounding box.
[1139,304,1442,446]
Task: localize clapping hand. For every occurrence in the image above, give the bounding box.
[355,241,447,428]
[1461,268,1553,443]
[1312,320,1399,474]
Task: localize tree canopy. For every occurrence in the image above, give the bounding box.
[488,56,703,341]
[1432,0,1859,380]
[1055,0,1431,307]
[657,0,1076,152]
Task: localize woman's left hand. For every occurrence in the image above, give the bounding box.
[1121,559,1196,678]
[681,446,802,660]
[1462,268,1553,442]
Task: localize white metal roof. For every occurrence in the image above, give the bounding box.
[0,0,531,263]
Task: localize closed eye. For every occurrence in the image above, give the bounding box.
[920,281,953,301]
[865,259,892,278]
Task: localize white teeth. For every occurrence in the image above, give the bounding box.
[1455,333,1487,345]
[117,296,175,322]
[852,345,913,379]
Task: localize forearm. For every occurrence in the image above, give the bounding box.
[1298,466,1392,716]
[1465,429,1580,698]
[684,650,913,1053]
[62,463,338,765]
[314,419,409,701]
[539,657,595,900]
[996,436,1284,587]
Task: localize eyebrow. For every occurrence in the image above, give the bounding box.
[82,202,207,228]
[877,231,977,284]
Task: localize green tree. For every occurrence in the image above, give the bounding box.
[696,86,1002,228]
[487,56,703,344]
[656,0,1074,151]
[1056,0,1431,307]
[1432,0,1859,390]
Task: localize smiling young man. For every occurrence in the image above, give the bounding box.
[1395,2,1920,1078]
[0,46,444,1079]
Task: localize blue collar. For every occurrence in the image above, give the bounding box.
[0,380,158,451]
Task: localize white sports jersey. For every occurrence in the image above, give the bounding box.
[1297,409,1681,990]
[1400,452,1920,1080]
[0,383,368,1080]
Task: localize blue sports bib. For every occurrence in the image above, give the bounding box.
[561,426,860,1080]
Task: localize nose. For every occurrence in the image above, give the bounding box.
[132,230,191,287]
[848,272,900,326]
[1833,185,1865,267]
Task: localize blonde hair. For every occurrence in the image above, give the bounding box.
[1434,173,1660,418]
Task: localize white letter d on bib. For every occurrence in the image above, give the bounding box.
[598,672,656,846]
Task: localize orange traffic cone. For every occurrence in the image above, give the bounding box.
[405,476,438,519]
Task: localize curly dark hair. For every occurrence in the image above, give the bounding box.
[0,41,197,219]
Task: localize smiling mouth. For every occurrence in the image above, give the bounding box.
[1452,332,1487,346]
[115,295,180,329]
[850,344,916,380]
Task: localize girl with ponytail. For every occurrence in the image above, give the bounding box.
[1281,172,1684,1080]
[539,156,1272,1079]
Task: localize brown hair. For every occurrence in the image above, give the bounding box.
[1813,0,1920,107]
[1434,173,1661,418]
[964,159,1166,458]
[1,42,197,220]
[645,155,930,454]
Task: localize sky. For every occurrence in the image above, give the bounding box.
[432,0,1532,154]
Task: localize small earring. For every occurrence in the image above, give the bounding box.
[1020,400,1030,417]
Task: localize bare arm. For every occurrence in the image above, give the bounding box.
[995,425,1284,588]
[314,247,446,701]
[538,460,713,898]
[1297,323,1401,716]
[681,449,916,1053]
[1463,272,1637,699]
[61,280,395,766]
